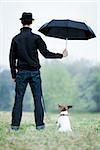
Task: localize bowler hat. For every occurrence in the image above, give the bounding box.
[20,12,34,21]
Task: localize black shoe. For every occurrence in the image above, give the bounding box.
[36,125,45,130]
[11,125,19,131]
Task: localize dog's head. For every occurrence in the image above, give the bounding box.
[58,104,72,112]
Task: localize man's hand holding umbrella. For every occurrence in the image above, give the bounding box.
[62,49,68,57]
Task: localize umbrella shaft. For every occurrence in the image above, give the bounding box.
[65,38,68,49]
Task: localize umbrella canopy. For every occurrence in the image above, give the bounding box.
[38,19,96,40]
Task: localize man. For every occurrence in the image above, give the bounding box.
[9,12,68,131]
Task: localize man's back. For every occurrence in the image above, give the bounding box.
[12,27,41,71]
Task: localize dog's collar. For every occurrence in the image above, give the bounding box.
[60,114,69,116]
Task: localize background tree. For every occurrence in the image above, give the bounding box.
[87,66,100,112]
[41,60,79,113]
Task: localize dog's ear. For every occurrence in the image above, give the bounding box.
[67,105,72,109]
[58,104,62,108]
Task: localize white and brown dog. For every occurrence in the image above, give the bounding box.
[57,104,72,132]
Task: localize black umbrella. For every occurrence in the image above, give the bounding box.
[38,19,96,48]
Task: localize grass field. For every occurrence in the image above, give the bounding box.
[0,112,100,150]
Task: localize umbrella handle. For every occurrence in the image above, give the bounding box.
[65,38,68,49]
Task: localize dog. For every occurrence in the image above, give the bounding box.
[57,104,72,132]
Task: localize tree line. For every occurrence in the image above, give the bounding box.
[0,59,100,113]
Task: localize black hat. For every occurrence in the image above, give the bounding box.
[20,12,34,21]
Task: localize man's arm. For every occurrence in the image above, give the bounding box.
[9,38,17,79]
[37,36,68,58]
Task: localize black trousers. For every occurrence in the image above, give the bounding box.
[11,70,44,127]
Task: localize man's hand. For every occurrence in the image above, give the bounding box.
[62,49,68,57]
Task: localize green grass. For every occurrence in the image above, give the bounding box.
[0,112,100,150]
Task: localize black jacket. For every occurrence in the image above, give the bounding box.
[9,27,63,78]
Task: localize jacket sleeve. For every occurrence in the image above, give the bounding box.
[9,38,17,78]
[37,36,63,59]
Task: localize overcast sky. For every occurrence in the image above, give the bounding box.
[0,0,99,68]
